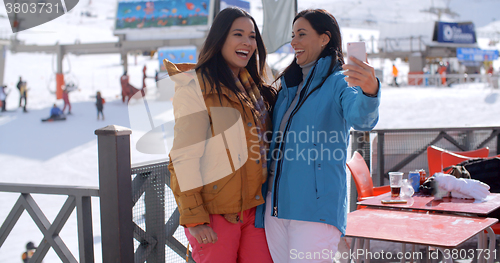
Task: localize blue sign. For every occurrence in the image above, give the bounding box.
[274,43,294,54]
[158,46,197,72]
[457,48,499,61]
[436,22,476,44]
[221,0,250,12]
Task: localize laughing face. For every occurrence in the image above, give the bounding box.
[291,17,329,66]
[221,17,257,76]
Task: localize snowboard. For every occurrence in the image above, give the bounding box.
[41,116,66,122]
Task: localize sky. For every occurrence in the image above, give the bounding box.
[449,0,500,27]
[317,0,500,27]
[0,0,499,262]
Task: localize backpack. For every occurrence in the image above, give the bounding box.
[22,250,34,263]
[457,157,500,193]
[101,98,105,104]
[442,165,471,179]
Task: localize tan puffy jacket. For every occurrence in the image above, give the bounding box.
[164,59,269,226]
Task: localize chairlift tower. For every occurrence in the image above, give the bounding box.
[5,0,230,99]
[421,0,459,20]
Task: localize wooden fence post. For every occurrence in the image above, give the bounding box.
[95,125,134,263]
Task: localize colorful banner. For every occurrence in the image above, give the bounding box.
[158,46,197,72]
[457,48,498,61]
[435,22,476,44]
[115,0,209,30]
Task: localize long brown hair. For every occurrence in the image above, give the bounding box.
[195,7,275,108]
[277,9,344,89]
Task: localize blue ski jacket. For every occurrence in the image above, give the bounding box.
[255,55,380,235]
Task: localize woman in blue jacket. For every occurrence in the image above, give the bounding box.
[256,9,380,262]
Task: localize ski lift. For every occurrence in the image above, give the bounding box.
[46,54,79,94]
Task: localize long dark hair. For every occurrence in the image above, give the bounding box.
[277,9,344,88]
[195,7,275,109]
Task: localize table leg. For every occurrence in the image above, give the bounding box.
[411,244,415,263]
[350,238,357,263]
[401,243,406,263]
[436,247,453,263]
[478,231,485,263]
[354,238,363,263]
[485,226,496,263]
[364,239,370,263]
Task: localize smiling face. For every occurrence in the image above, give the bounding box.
[221,17,257,76]
[291,17,329,66]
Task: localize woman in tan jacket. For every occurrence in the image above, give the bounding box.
[165,7,275,263]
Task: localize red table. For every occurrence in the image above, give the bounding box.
[357,193,500,216]
[346,208,498,263]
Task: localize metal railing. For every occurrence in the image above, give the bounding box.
[6,124,498,262]
[95,125,193,263]
[0,183,99,263]
[131,161,194,263]
[351,126,500,186]
[405,73,500,88]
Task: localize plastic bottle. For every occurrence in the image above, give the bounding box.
[401,179,415,198]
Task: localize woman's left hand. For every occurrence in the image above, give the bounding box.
[342,56,379,96]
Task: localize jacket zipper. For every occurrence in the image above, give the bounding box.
[272,66,317,217]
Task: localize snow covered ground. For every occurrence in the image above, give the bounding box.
[0,0,500,262]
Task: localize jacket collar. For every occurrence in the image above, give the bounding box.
[282,55,340,90]
[163,59,243,103]
[164,59,197,87]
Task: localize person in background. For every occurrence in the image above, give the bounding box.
[166,7,275,263]
[95,91,104,120]
[19,80,28,113]
[16,76,23,107]
[258,9,380,263]
[21,241,36,263]
[392,64,399,87]
[438,62,447,86]
[142,65,147,89]
[62,83,76,115]
[155,70,159,88]
[120,71,131,103]
[0,85,7,112]
[50,103,64,119]
[487,65,494,75]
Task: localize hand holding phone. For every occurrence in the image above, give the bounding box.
[346,42,366,65]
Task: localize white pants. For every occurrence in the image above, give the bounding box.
[264,192,342,263]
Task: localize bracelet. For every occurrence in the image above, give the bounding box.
[362,91,378,97]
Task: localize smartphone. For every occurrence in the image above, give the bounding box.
[346,42,366,65]
[381,199,407,204]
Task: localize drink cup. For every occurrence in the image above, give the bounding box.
[389,172,404,197]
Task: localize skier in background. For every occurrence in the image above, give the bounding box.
[142,65,147,89]
[0,85,7,112]
[62,83,77,115]
[21,242,37,263]
[19,80,28,112]
[392,64,399,87]
[50,103,64,119]
[95,91,105,120]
